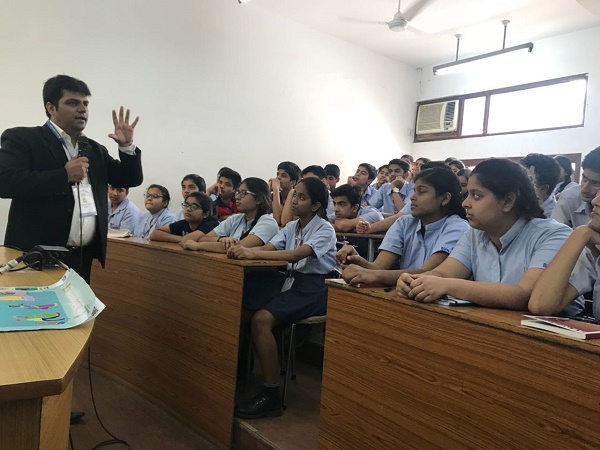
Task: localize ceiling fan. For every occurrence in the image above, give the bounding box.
[340,0,433,32]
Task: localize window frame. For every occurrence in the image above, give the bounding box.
[414,74,588,143]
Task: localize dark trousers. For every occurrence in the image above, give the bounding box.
[62,245,95,283]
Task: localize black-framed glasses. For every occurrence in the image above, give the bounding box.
[143,193,164,199]
[234,190,256,199]
[181,202,202,211]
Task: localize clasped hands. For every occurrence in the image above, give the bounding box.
[396,273,449,303]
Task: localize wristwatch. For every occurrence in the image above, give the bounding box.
[392,187,401,194]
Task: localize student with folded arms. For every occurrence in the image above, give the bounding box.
[339,168,468,286]
[529,191,600,318]
[397,159,580,313]
[227,177,336,419]
[180,177,278,253]
[150,192,218,242]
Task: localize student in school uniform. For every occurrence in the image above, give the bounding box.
[338,167,469,286]
[521,153,561,218]
[108,184,141,232]
[457,168,472,198]
[552,155,578,200]
[206,167,241,221]
[269,161,301,226]
[180,177,279,253]
[330,184,383,232]
[175,174,206,221]
[529,191,600,318]
[552,147,600,228]
[149,192,218,243]
[133,184,176,238]
[281,165,334,225]
[227,177,336,419]
[368,158,413,214]
[396,158,581,313]
[324,163,340,191]
[348,163,377,206]
[372,164,389,190]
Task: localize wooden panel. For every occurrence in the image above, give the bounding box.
[40,380,72,450]
[0,398,41,449]
[90,238,283,450]
[319,285,600,449]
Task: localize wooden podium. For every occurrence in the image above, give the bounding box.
[0,248,93,450]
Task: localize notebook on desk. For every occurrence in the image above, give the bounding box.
[432,296,476,307]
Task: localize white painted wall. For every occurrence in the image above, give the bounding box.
[412,26,600,162]
[0,0,417,240]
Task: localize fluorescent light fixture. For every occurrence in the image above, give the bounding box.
[433,42,533,75]
[238,0,251,3]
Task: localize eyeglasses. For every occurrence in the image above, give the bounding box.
[181,202,202,211]
[143,193,164,199]
[234,190,256,199]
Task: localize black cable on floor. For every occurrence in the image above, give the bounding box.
[86,346,131,450]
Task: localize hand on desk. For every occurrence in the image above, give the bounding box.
[227,245,254,260]
[182,240,203,251]
[336,245,361,268]
[397,273,448,303]
[342,265,377,285]
[180,230,203,246]
[219,237,239,250]
[355,221,371,234]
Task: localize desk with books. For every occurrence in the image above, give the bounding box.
[319,281,600,449]
[0,249,93,450]
[90,238,284,450]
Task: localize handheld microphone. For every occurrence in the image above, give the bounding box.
[77,135,90,158]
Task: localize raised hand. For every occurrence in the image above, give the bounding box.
[108,106,139,146]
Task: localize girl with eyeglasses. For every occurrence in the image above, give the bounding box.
[133,184,176,238]
[227,177,337,419]
[150,192,218,242]
[181,177,279,253]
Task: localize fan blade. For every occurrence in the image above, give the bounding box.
[577,0,600,16]
[402,0,433,21]
[339,16,387,25]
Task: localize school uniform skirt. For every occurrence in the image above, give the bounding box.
[243,271,329,325]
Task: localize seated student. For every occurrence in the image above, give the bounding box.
[457,168,472,198]
[207,167,241,221]
[269,161,301,226]
[529,191,600,318]
[521,153,560,218]
[338,167,469,286]
[368,159,413,214]
[133,184,176,238]
[175,174,206,220]
[396,158,576,311]
[372,165,389,190]
[324,163,340,191]
[412,157,431,178]
[447,159,465,174]
[552,147,600,228]
[330,184,383,232]
[108,184,141,232]
[150,192,218,243]
[553,155,578,199]
[348,163,377,206]
[181,177,279,253]
[281,165,334,225]
[227,177,336,419]
[401,154,414,182]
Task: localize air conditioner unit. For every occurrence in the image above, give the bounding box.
[416,100,459,135]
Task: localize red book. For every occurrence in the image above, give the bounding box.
[521,315,600,340]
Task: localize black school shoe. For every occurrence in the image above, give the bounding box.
[235,392,284,419]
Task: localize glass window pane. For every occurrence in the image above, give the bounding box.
[488,79,586,134]
[462,97,486,136]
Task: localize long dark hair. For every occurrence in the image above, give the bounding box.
[554,155,573,194]
[413,167,466,219]
[472,158,544,220]
[296,177,329,219]
[238,178,271,239]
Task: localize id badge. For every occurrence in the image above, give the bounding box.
[73,184,98,217]
[281,277,295,292]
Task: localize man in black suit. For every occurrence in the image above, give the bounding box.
[0,75,143,282]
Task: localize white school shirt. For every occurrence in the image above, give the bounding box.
[212,213,279,243]
[368,182,413,214]
[552,185,591,228]
[134,209,176,238]
[569,248,600,318]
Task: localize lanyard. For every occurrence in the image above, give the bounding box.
[46,120,76,161]
[142,209,166,238]
[288,222,305,276]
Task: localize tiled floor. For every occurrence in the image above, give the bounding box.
[69,358,322,450]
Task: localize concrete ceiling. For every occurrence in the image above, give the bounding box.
[249,0,600,68]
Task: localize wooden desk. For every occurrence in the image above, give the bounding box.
[336,232,384,262]
[0,249,93,450]
[319,282,600,449]
[90,238,284,450]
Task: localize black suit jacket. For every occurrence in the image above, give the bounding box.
[0,124,143,266]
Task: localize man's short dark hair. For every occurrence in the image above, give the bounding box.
[218,167,242,188]
[302,165,327,180]
[324,164,340,178]
[388,159,410,173]
[43,75,91,118]
[277,161,301,182]
[521,153,560,193]
[582,147,600,174]
[358,163,377,181]
[331,184,361,207]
